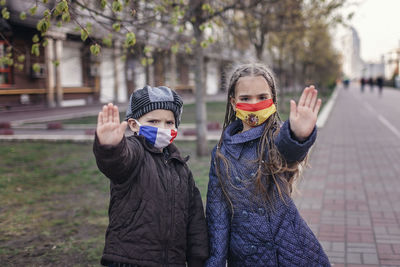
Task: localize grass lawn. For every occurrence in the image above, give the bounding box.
[0,140,213,266]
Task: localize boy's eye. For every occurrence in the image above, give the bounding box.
[167,121,174,125]
[148,120,158,124]
[240,97,249,101]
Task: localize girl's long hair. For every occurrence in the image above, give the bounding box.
[215,63,306,213]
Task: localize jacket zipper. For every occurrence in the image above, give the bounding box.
[164,158,173,267]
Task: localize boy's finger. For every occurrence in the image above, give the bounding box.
[119,121,128,133]
[103,105,108,123]
[298,87,309,107]
[98,111,103,126]
[313,99,322,114]
[108,103,113,123]
[113,105,120,124]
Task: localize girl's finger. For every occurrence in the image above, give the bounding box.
[313,99,322,114]
[298,87,310,107]
[309,89,318,109]
[289,99,297,119]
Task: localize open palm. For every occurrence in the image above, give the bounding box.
[96,103,127,145]
[289,86,322,141]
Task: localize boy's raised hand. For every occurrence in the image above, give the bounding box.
[289,85,322,141]
[97,103,128,145]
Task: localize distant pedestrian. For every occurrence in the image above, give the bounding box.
[93,86,209,266]
[205,63,330,266]
[343,78,350,89]
[376,76,384,96]
[368,77,374,91]
[360,77,366,93]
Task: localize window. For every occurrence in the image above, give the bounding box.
[0,41,13,87]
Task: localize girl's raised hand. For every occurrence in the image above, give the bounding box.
[97,103,128,145]
[289,86,322,141]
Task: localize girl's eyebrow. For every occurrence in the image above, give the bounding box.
[238,93,270,97]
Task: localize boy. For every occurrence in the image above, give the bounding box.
[93,85,209,267]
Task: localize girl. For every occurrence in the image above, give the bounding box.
[205,63,330,266]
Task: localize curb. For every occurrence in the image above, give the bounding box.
[316,86,340,129]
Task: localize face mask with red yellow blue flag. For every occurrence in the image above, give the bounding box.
[134,120,177,149]
[235,99,276,127]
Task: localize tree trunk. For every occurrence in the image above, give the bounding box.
[193,25,208,157]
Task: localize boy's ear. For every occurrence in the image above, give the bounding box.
[230,97,236,112]
[127,118,139,132]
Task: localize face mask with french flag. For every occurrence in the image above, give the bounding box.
[135,120,177,149]
[235,98,276,127]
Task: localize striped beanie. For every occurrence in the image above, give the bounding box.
[125,85,183,127]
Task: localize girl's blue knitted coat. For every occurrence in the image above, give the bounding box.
[205,119,330,267]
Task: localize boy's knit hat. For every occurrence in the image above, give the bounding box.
[125,85,183,127]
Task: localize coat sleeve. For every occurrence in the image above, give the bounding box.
[186,169,209,267]
[274,120,317,164]
[205,148,230,267]
[92,133,144,184]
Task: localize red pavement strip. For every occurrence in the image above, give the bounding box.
[295,86,400,266]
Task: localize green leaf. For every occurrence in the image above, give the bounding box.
[43,9,50,17]
[112,23,121,32]
[32,63,41,73]
[19,11,27,20]
[17,64,24,71]
[31,44,40,57]
[81,29,88,41]
[199,24,206,31]
[171,43,179,54]
[100,0,107,9]
[0,0,5,6]
[90,44,101,56]
[56,21,62,27]
[42,38,48,47]
[190,38,197,45]
[36,19,50,33]
[29,6,38,15]
[143,45,152,54]
[102,36,112,47]
[112,0,122,12]
[124,32,136,47]
[2,7,10,19]
[184,44,192,54]
[62,12,70,22]
[42,0,49,3]
[32,34,40,43]
[53,60,60,67]
[17,55,25,63]
[200,41,208,48]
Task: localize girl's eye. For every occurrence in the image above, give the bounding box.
[240,97,249,101]
[167,121,174,125]
[148,120,158,124]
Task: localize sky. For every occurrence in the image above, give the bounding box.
[342,0,400,62]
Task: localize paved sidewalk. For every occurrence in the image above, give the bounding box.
[295,85,400,266]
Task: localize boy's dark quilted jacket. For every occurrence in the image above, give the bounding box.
[205,119,330,267]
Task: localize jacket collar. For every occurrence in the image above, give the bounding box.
[135,135,187,163]
[222,119,265,159]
